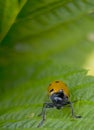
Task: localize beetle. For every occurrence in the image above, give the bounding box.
[37,81,81,127]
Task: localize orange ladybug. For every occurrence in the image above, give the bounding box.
[37,81,81,127]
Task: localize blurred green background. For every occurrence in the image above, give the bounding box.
[0,0,94,129]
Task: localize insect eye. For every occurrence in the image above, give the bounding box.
[50,89,54,92]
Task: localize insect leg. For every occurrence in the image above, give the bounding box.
[37,102,54,127]
[69,101,81,118]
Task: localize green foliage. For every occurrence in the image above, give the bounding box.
[0,62,94,129]
[0,0,94,129]
[0,0,27,41]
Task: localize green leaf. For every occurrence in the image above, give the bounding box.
[0,0,94,68]
[0,0,27,42]
[0,62,94,129]
[1,0,94,44]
